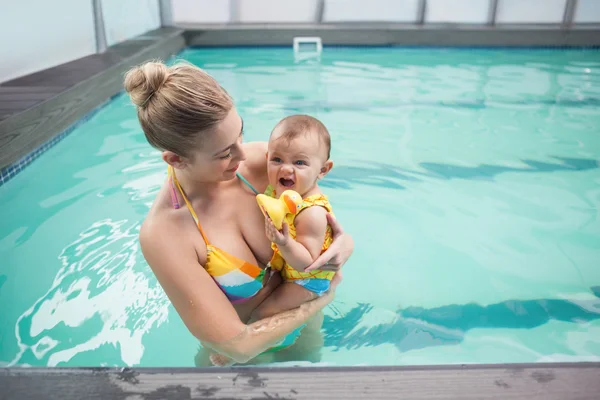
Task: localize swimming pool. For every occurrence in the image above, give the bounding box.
[1,47,599,367]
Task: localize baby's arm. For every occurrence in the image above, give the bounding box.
[270,206,328,272]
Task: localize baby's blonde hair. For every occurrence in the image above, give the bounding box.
[124,60,233,157]
[272,115,331,159]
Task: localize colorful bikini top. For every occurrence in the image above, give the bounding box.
[168,166,265,304]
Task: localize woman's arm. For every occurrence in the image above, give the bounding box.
[140,216,334,363]
[202,287,333,363]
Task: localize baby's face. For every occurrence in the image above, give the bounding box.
[267,131,329,197]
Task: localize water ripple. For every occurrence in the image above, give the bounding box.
[9,219,169,367]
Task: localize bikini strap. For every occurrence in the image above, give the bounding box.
[236,172,260,195]
[168,166,210,245]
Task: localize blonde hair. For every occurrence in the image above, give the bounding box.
[272,115,331,159]
[124,60,233,157]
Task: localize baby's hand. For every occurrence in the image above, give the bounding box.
[264,213,289,246]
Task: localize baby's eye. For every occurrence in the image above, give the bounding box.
[294,160,307,166]
[220,153,232,159]
[272,157,282,163]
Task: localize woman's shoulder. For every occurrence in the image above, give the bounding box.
[139,193,188,254]
[240,141,269,189]
[139,206,205,277]
[139,207,175,252]
[242,141,267,166]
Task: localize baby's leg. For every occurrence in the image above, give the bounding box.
[251,282,318,322]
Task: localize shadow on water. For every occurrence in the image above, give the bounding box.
[323,286,600,352]
[321,157,599,190]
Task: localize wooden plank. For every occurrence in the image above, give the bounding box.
[0,86,64,94]
[0,100,43,110]
[0,87,66,120]
[1,363,599,400]
[0,28,185,169]
[0,92,61,102]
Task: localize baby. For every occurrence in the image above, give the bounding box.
[209,114,336,366]
[253,114,336,320]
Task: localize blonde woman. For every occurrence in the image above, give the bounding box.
[124,61,353,365]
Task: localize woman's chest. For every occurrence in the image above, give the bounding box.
[193,188,273,267]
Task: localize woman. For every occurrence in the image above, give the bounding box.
[124,60,354,365]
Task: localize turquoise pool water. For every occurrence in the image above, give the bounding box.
[1,47,599,367]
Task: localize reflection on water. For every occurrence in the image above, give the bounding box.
[9,218,170,367]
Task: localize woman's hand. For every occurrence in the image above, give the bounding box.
[329,270,343,292]
[305,214,353,272]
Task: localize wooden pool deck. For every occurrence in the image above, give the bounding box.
[2,363,600,399]
[0,27,185,171]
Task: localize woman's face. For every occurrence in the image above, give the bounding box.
[167,108,246,183]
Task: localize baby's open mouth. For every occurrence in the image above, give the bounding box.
[279,178,295,187]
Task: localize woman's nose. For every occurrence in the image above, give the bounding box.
[234,144,246,162]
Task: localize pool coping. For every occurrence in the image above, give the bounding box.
[183,23,600,47]
[2,362,600,399]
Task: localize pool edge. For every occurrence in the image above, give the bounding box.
[183,23,600,48]
[1,362,599,399]
[0,27,186,186]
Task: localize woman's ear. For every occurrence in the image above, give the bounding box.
[162,151,187,169]
[319,160,334,179]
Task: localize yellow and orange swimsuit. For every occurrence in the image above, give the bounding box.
[264,185,335,296]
